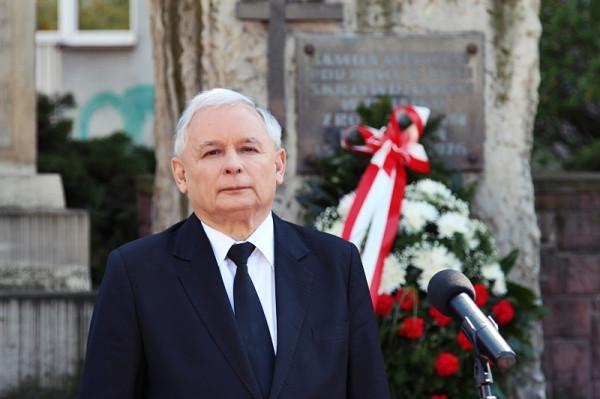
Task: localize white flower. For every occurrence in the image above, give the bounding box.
[405,179,469,214]
[481,262,507,295]
[437,212,472,239]
[467,237,480,249]
[467,220,488,249]
[324,219,345,237]
[408,242,462,291]
[414,179,453,199]
[449,198,470,215]
[481,262,503,281]
[400,200,439,234]
[337,192,356,218]
[314,217,326,231]
[315,206,339,231]
[492,277,507,296]
[379,254,407,294]
[471,220,489,235]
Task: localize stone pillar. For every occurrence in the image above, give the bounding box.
[0,2,92,392]
[0,0,37,175]
[0,1,91,291]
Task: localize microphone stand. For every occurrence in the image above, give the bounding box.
[463,319,497,399]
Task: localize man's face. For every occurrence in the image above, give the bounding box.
[171,103,286,224]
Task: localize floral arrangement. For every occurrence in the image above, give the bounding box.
[299,96,545,398]
[314,178,544,399]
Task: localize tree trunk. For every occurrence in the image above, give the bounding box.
[148,0,203,232]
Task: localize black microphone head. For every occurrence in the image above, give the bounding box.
[427,269,475,316]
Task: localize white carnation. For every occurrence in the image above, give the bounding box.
[379,254,407,294]
[413,179,453,199]
[400,200,439,234]
[324,219,345,237]
[314,216,327,231]
[405,179,469,214]
[471,219,489,235]
[481,262,503,281]
[451,198,470,215]
[492,277,507,296]
[337,192,356,218]
[409,243,462,291]
[437,212,472,239]
[467,238,480,249]
[481,262,507,295]
[315,206,339,231]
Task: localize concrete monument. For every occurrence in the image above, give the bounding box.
[0,1,93,393]
[0,1,90,291]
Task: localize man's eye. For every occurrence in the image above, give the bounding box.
[241,146,259,153]
[202,149,221,157]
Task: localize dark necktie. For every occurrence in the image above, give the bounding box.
[228,242,275,399]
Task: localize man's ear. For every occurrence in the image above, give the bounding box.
[171,157,188,194]
[275,148,286,185]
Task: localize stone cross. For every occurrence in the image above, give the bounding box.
[236,0,343,126]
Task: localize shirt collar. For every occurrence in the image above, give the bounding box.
[200,213,275,268]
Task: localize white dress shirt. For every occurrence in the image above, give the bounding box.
[201,214,277,352]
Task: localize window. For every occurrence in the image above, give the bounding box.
[78,0,130,31]
[37,0,59,31]
[36,0,137,47]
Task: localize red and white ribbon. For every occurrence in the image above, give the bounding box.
[340,105,431,307]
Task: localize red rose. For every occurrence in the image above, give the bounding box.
[431,395,448,399]
[376,294,394,317]
[429,306,452,327]
[397,317,424,339]
[457,331,473,351]
[434,352,460,377]
[396,287,419,310]
[492,299,515,324]
[474,283,489,307]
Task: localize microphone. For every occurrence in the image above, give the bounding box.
[427,269,517,370]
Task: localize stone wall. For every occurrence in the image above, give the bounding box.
[0,210,90,291]
[536,173,600,399]
[0,292,95,393]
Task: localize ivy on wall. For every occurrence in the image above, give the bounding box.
[37,93,155,286]
[535,0,600,171]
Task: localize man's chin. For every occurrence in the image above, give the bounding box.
[215,201,261,216]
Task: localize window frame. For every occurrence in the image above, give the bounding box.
[36,0,138,47]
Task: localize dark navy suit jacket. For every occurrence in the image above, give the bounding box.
[78,214,390,399]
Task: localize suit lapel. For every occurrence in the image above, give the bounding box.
[172,215,262,399]
[269,215,313,399]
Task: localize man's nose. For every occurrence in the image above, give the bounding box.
[223,149,243,175]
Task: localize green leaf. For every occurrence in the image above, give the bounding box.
[499,249,519,275]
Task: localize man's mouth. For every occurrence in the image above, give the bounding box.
[220,186,250,192]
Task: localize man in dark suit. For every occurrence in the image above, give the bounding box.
[78,88,390,399]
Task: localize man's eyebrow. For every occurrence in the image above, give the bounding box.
[196,140,221,149]
[240,137,261,145]
[194,137,264,150]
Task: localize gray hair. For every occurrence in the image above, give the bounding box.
[173,88,282,156]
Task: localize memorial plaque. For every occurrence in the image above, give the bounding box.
[296,33,485,173]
